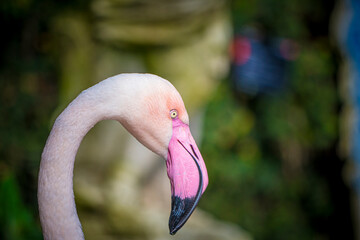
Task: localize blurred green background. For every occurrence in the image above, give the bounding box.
[0,0,354,239]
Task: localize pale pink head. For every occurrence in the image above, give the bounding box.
[113,74,209,234]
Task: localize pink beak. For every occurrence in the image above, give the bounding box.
[166,118,209,235]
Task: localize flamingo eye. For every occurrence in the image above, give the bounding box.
[170,109,178,119]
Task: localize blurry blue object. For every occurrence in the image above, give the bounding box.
[231,28,298,95]
[347,0,360,105]
[346,0,360,194]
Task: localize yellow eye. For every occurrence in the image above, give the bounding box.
[170,109,178,119]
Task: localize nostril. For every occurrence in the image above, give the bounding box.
[190,144,199,159]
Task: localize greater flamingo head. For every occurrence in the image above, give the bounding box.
[114,74,209,234]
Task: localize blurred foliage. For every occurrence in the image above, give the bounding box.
[0,173,42,240]
[200,0,353,239]
[0,0,77,239]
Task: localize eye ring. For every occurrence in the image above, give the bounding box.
[170,109,178,119]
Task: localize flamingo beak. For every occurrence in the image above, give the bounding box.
[166,119,208,235]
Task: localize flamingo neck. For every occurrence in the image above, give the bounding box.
[37,73,177,239]
[38,92,106,239]
[37,76,128,239]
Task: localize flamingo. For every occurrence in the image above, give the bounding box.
[38,73,209,239]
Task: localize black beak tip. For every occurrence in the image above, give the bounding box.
[169,217,182,235]
[168,195,198,235]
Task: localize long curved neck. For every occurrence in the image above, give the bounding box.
[37,73,177,239]
[38,79,124,240]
